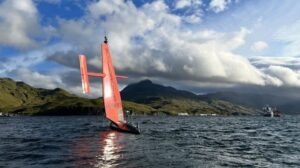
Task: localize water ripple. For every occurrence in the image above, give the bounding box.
[0,116,299,167]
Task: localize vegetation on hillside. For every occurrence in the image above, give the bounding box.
[0,78,255,116]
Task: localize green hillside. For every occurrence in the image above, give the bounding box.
[121,80,255,115]
[0,78,154,115]
[0,78,255,116]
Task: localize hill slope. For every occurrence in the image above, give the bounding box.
[0,78,255,116]
[121,80,198,102]
[0,78,154,115]
[121,80,255,115]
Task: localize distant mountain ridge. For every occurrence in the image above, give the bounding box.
[121,80,198,102]
[120,79,254,115]
[0,78,254,116]
[203,91,299,114]
[122,80,300,114]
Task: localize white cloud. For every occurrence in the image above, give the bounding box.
[175,0,192,9]
[55,0,281,88]
[183,13,202,24]
[209,0,231,13]
[0,0,41,48]
[265,66,300,87]
[4,0,300,97]
[10,67,102,98]
[88,0,124,17]
[251,41,268,52]
[174,0,202,24]
[0,43,73,75]
[13,68,63,89]
[250,56,300,69]
[250,56,300,87]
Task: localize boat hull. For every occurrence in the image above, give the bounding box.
[263,113,281,117]
[110,122,140,134]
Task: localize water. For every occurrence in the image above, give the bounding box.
[0,116,299,168]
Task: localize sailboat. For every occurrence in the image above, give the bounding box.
[79,36,140,134]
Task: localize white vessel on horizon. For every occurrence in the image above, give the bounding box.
[262,105,281,117]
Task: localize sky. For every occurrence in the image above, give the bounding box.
[1,0,300,98]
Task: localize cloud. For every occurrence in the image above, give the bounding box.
[0,0,41,48]
[173,0,203,24]
[48,0,297,94]
[275,20,300,56]
[12,68,63,89]
[88,0,125,18]
[175,0,192,9]
[264,66,300,87]
[251,41,268,52]
[250,56,300,70]
[209,0,231,13]
[53,0,282,89]
[183,14,202,23]
[3,0,300,98]
[249,56,300,87]
[10,67,102,98]
[0,43,73,75]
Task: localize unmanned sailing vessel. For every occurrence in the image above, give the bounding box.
[79,36,140,134]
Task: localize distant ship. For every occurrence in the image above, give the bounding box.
[178,113,189,116]
[262,105,281,117]
[0,112,13,117]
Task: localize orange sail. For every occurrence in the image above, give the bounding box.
[79,36,139,134]
[79,55,90,94]
[101,42,125,124]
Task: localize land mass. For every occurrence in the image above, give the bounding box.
[0,78,257,116]
[203,92,300,115]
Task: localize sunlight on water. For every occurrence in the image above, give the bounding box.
[95,131,122,168]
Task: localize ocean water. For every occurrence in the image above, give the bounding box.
[0,115,299,168]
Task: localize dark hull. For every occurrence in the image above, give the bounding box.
[263,113,281,117]
[0,114,12,117]
[110,122,140,134]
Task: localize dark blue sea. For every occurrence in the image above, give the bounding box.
[0,116,299,168]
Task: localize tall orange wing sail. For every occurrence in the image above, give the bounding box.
[79,37,139,134]
[101,43,125,123]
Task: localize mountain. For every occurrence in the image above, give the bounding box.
[121,80,198,102]
[0,78,255,116]
[204,91,299,114]
[121,80,254,115]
